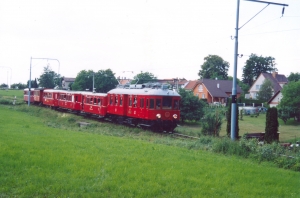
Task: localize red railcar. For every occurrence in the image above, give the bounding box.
[33,88,45,104]
[107,84,180,131]
[81,92,108,117]
[43,89,60,108]
[23,83,181,132]
[24,88,34,103]
[57,91,82,112]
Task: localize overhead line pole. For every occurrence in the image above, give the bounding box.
[28,57,60,106]
[231,0,288,140]
[0,66,12,89]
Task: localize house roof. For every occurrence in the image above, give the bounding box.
[184,79,242,97]
[260,72,288,93]
[267,90,281,104]
[184,80,199,91]
[156,78,188,85]
[63,77,75,82]
[119,79,131,85]
[201,79,242,97]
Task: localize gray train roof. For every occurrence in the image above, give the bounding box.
[43,89,107,97]
[108,87,180,97]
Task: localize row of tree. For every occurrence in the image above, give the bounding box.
[198,53,277,87]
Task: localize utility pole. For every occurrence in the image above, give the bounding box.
[231,0,288,140]
[28,57,60,106]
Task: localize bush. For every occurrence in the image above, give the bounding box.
[201,110,223,136]
[265,107,279,143]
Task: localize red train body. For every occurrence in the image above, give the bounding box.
[23,83,181,132]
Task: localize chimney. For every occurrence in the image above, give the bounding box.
[272,71,278,78]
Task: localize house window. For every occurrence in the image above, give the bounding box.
[198,85,203,92]
[202,94,205,99]
[256,85,260,90]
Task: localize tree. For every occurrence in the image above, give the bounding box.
[265,107,279,143]
[242,54,277,87]
[38,66,60,88]
[27,78,38,88]
[277,106,293,124]
[131,71,157,84]
[11,83,27,89]
[178,88,206,122]
[256,78,273,101]
[226,98,239,139]
[72,69,118,93]
[0,83,8,88]
[278,81,300,122]
[198,55,229,80]
[287,72,300,82]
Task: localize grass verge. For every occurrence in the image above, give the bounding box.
[0,104,300,197]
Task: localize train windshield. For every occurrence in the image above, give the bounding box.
[173,99,179,110]
[162,97,172,109]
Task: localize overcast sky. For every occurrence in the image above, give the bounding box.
[0,0,299,86]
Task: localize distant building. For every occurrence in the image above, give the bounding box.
[248,71,288,101]
[62,77,75,89]
[184,79,242,105]
[268,90,283,107]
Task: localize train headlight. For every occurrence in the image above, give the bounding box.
[173,114,178,119]
[156,114,161,119]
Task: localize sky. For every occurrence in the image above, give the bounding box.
[0,0,299,86]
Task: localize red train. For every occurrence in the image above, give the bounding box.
[24,83,181,132]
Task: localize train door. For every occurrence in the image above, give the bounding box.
[127,95,133,117]
[81,95,85,110]
[139,97,145,118]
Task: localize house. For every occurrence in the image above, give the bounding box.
[119,78,131,85]
[62,77,75,89]
[156,78,188,89]
[248,71,288,100]
[268,90,283,107]
[184,79,242,105]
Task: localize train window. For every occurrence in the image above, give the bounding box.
[133,97,137,107]
[115,96,118,106]
[75,96,78,102]
[98,98,101,106]
[162,97,172,109]
[129,97,132,107]
[110,96,113,105]
[156,99,161,109]
[173,100,180,110]
[146,99,149,108]
[94,98,97,105]
[140,98,144,108]
[120,97,123,106]
[149,99,154,109]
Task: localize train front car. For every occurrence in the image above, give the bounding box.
[107,83,180,132]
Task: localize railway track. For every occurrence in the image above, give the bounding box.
[172,132,199,139]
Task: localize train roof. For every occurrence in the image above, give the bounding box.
[42,89,107,96]
[80,92,107,97]
[108,87,180,97]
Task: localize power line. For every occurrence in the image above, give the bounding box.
[240,28,300,36]
[242,16,280,31]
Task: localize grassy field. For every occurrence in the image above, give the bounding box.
[1,103,300,196]
[1,89,299,142]
[177,109,300,142]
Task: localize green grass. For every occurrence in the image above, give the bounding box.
[1,105,300,197]
[177,112,300,142]
[0,89,24,105]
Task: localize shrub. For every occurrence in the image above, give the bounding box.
[265,107,279,143]
[201,110,223,137]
